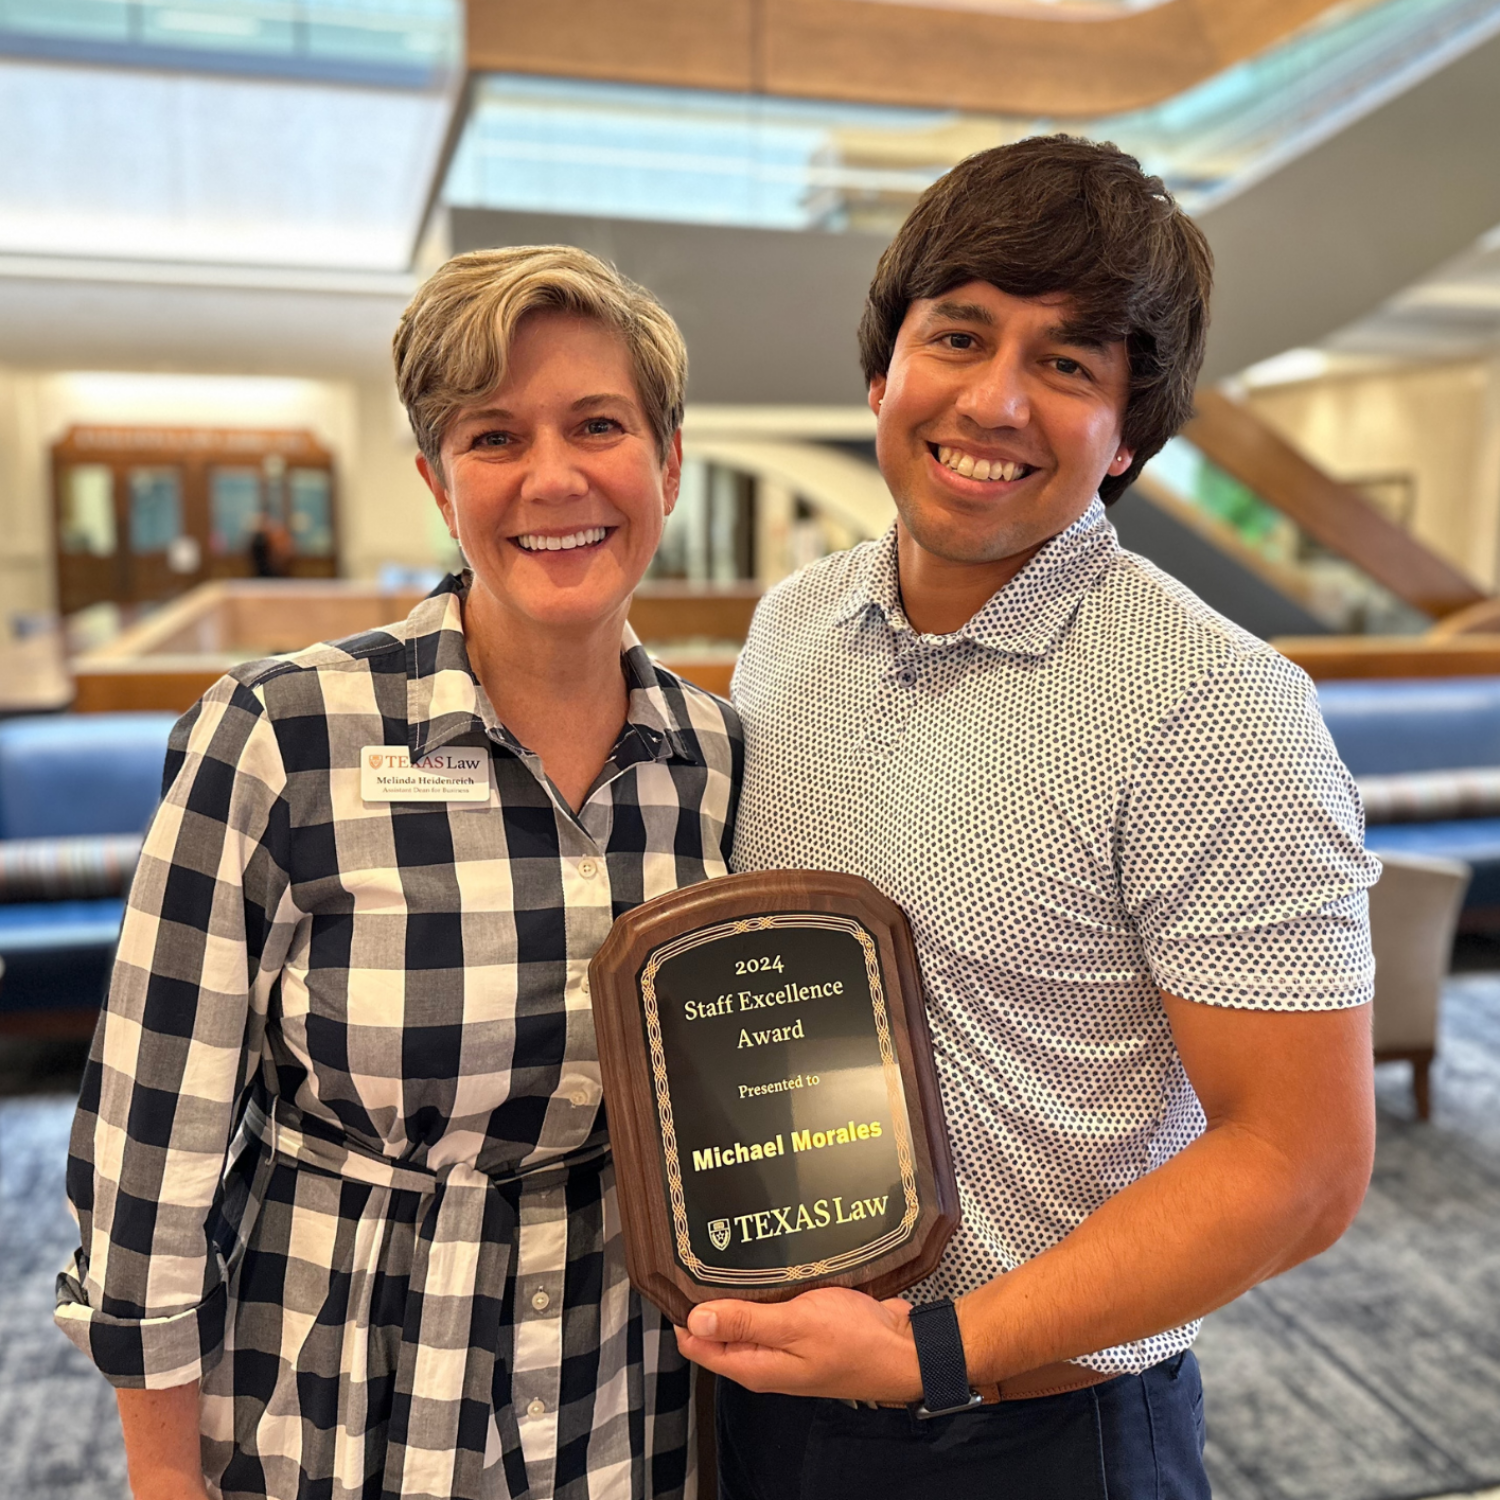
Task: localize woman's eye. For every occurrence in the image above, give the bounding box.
[473,430,510,448]
[583,417,621,436]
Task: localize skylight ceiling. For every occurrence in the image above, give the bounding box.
[0,0,458,86]
[0,0,460,272]
[445,0,1500,234]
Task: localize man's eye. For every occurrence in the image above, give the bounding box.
[1054,357,1089,378]
[944,333,977,350]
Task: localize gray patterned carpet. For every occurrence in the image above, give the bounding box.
[1196,974,1500,1500]
[0,981,1497,1500]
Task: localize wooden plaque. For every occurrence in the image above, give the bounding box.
[589,870,959,1326]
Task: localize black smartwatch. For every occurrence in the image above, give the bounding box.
[908,1298,983,1418]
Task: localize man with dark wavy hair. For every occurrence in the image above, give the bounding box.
[679,136,1378,1498]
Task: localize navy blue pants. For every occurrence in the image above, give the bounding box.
[716,1351,1210,1500]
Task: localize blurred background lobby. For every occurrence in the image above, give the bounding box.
[2,0,1500,1495]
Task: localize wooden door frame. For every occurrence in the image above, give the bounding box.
[51,425,341,617]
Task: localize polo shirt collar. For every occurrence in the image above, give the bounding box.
[835,497,1117,658]
[403,572,702,765]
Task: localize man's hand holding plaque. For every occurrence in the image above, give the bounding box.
[588,871,958,1328]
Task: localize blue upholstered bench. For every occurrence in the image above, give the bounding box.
[0,712,176,1023]
[1318,677,1500,917]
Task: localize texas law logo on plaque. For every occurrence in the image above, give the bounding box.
[589,871,958,1325]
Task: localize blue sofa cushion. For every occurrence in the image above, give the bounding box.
[0,897,126,955]
[1316,677,1500,777]
[1365,817,1500,908]
[0,712,176,839]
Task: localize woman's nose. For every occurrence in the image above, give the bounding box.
[521,430,589,501]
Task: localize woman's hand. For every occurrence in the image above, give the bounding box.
[116,1383,211,1500]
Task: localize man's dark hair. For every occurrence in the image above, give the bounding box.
[858,135,1213,504]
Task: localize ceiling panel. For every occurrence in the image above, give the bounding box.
[0,59,455,268]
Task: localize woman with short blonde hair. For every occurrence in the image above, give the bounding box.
[60,245,737,1500]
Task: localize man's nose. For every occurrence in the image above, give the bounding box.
[521,429,589,501]
[956,352,1031,430]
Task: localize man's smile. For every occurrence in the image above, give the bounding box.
[926,442,1040,489]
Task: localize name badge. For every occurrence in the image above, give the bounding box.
[360,745,491,803]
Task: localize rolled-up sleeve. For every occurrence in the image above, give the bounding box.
[56,674,298,1387]
[1120,648,1380,1012]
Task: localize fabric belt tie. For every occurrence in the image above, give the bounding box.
[242,1095,607,1500]
[847,1360,1114,1410]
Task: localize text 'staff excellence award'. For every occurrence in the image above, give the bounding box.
[589,871,959,1326]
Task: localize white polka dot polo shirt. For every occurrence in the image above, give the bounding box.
[730,497,1378,1374]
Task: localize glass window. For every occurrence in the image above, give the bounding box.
[1,0,131,43]
[210,467,263,556]
[288,467,335,556]
[128,466,183,553]
[446,3,1500,234]
[60,464,116,556]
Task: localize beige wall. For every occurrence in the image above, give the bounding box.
[0,366,451,629]
[0,366,52,615]
[340,378,460,585]
[1246,357,1500,590]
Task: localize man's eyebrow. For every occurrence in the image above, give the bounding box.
[1046,321,1119,354]
[926,299,996,326]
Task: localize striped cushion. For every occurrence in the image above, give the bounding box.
[1358,769,1500,825]
[0,835,143,902]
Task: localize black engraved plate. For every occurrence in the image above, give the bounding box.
[589,869,958,1325]
[641,914,919,1284]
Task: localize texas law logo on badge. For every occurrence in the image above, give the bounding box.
[708,1218,732,1252]
[360,745,491,804]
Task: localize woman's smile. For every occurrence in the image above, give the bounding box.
[511,525,614,552]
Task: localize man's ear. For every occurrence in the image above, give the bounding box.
[867,375,887,418]
[416,452,459,540]
[662,429,684,518]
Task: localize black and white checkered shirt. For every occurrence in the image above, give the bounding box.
[731,499,1377,1375]
[57,575,741,1500]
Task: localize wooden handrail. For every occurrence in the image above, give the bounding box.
[1273,635,1500,682]
[1426,596,1500,638]
[469,0,1351,118]
[1183,389,1486,620]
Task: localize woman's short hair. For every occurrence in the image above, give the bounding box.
[858,135,1213,504]
[394,245,688,473]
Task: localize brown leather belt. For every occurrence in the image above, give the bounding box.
[846,1360,1114,1410]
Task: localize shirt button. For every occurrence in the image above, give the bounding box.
[531,1289,551,1312]
[569,1088,592,1107]
[526,1398,546,1419]
[580,975,590,994]
[899,669,918,686]
[579,858,598,878]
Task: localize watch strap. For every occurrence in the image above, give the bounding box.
[908,1298,981,1418]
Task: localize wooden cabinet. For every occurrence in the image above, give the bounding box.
[52,426,339,616]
